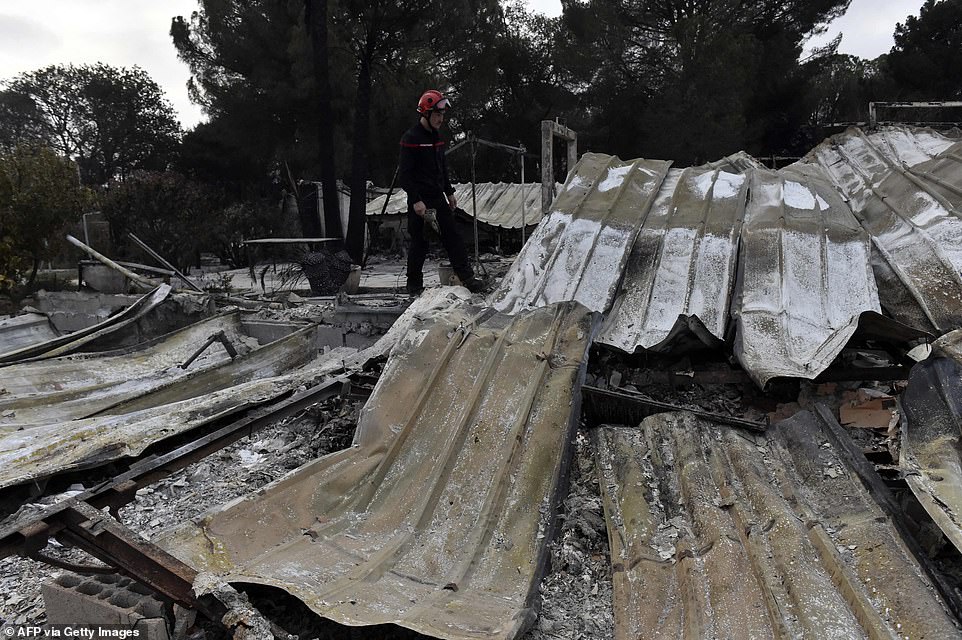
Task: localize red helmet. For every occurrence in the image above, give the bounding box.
[417,89,451,115]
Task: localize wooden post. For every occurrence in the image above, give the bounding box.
[540,120,578,215]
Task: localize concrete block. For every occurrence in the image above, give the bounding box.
[42,573,171,639]
[240,319,314,346]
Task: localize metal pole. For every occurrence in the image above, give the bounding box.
[520,149,526,246]
[367,165,399,268]
[128,233,204,293]
[471,135,479,268]
[541,121,553,215]
[66,234,156,291]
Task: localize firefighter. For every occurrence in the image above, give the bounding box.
[398,89,483,295]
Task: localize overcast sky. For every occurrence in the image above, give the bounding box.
[0,0,927,131]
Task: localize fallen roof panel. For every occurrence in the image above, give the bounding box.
[733,165,881,386]
[0,288,472,491]
[900,339,962,555]
[0,312,256,425]
[163,301,596,640]
[0,284,172,365]
[802,127,962,333]
[594,413,961,640]
[490,153,671,315]
[597,166,747,353]
[0,327,325,489]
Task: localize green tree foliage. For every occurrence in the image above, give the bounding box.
[887,0,962,100]
[100,171,224,272]
[0,145,91,290]
[559,0,851,163]
[807,53,896,128]
[0,64,181,185]
[447,2,574,181]
[171,1,329,188]
[332,0,502,261]
[172,0,502,262]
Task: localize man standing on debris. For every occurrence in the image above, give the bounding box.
[399,89,483,296]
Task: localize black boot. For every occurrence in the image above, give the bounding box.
[461,277,486,294]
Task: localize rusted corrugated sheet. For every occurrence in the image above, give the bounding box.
[733,166,881,386]
[900,335,962,554]
[594,413,961,639]
[597,167,747,353]
[802,126,962,333]
[0,284,172,365]
[366,183,546,229]
[0,312,255,425]
[491,153,671,315]
[163,301,597,640]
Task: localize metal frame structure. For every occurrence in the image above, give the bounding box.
[868,101,962,127]
[0,376,350,627]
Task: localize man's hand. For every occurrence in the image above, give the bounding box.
[413,201,427,216]
[448,193,458,209]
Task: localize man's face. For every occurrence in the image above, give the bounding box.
[429,110,445,130]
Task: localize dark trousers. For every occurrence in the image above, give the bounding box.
[406,197,473,290]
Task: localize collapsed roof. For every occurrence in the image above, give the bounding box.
[595,411,960,638]
[161,301,596,640]
[5,125,962,639]
[490,126,962,386]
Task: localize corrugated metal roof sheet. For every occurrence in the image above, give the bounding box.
[0,288,473,491]
[366,183,546,229]
[594,413,961,639]
[490,153,671,315]
[901,341,962,554]
[703,151,765,173]
[163,301,597,640]
[0,312,254,425]
[0,326,324,490]
[597,167,747,353]
[801,126,962,333]
[732,166,881,386]
[0,284,172,365]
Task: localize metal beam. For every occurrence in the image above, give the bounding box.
[582,384,768,432]
[0,376,350,628]
[869,101,962,127]
[0,377,350,554]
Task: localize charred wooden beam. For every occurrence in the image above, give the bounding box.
[582,384,767,433]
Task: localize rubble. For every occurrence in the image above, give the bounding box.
[4,125,962,638]
[526,432,613,640]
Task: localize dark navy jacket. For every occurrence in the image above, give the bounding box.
[398,122,454,206]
